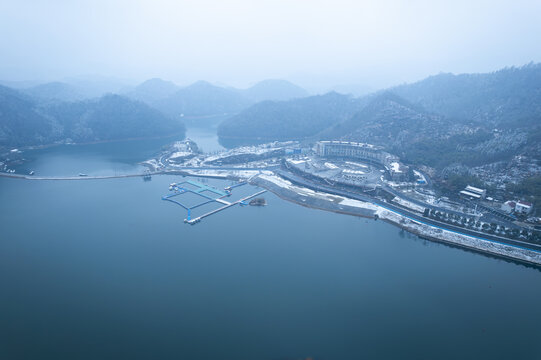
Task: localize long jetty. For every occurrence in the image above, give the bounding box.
[0,167,269,181]
[0,171,161,181]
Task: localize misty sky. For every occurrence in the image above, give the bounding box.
[1,0,540,91]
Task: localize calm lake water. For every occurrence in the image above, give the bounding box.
[1,133,540,360]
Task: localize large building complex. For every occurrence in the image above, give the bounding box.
[315,141,409,181]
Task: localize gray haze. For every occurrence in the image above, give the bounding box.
[1,0,540,91]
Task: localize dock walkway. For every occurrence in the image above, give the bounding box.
[185,190,266,224]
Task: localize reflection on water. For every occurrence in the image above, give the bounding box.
[13,120,229,176]
[218,136,269,149]
[185,127,224,153]
[1,133,541,360]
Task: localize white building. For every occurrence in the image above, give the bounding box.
[515,201,533,215]
[501,201,516,214]
[464,185,486,199]
[460,190,482,200]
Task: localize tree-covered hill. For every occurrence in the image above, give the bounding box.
[0,85,52,146]
[217,64,541,168]
[0,87,185,148]
[217,92,365,143]
[241,79,309,103]
[391,63,541,128]
[154,81,250,118]
[326,92,499,168]
[45,94,185,142]
[126,78,179,106]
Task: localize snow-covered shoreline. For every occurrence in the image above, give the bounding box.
[252,173,541,266]
[8,164,539,266]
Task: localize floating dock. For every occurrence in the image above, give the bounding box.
[162,180,265,225]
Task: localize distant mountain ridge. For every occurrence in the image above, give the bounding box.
[391,63,541,127]
[124,78,309,118]
[153,81,251,118]
[22,82,86,102]
[241,79,309,102]
[127,78,179,105]
[217,64,541,168]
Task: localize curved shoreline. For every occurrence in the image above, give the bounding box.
[251,174,541,267]
[3,167,540,267]
[1,132,186,153]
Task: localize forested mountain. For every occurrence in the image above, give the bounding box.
[218,92,365,143]
[0,85,52,146]
[127,79,309,118]
[46,94,184,142]
[391,63,541,128]
[324,92,499,168]
[242,79,309,102]
[217,65,541,168]
[126,78,179,106]
[154,81,250,118]
[0,86,185,147]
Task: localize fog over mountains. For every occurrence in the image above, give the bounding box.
[1,64,540,174]
[0,78,309,147]
[219,64,541,168]
[126,78,309,118]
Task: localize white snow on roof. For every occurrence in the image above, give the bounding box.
[169,151,192,159]
[342,169,365,175]
[465,185,485,194]
[460,190,481,198]
[324,162,338,169]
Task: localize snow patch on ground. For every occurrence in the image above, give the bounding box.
[169,151,192,159]
[324,162,338,169]
[342,169,365,175]
[339,198,378,210]
[392,196,426,213]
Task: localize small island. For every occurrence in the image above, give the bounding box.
[249,197,266,206]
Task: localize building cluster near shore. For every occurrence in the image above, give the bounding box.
[315,141,410,182]
[140,137,540,248]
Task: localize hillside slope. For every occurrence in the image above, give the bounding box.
[0,87,185,148]
[391,63,541,128]
[218,92,364,144]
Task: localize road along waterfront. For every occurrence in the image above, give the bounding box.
[3,166,540,266]
[251,171,541,266]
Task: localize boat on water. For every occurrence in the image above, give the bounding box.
[29,171,34,175]
[78,173,88,177]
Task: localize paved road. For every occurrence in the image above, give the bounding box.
[275,169,541,253]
